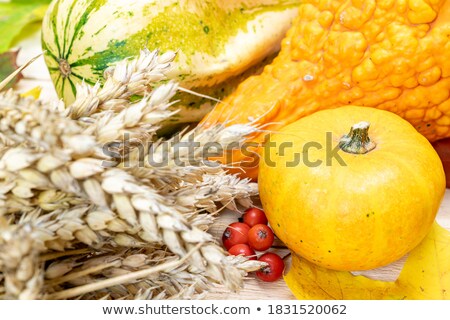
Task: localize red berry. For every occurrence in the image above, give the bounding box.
[228,244,256,260]
[242,208,268,227]
[248,224,274,251]
[222,222,250,250]
[256,252,285,282]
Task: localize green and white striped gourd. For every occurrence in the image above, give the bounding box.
[41,0,300,124]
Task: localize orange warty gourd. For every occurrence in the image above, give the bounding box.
[201,0,450,180]
[258,106,446,271]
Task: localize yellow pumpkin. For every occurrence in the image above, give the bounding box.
[259,106,446,271]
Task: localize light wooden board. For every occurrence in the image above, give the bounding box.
[11,31,450,300]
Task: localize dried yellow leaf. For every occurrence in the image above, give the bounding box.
[285,223,450,299]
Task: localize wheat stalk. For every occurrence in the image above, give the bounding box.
[48,244,260,300]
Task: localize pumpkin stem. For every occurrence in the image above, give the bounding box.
[339,121,376,154]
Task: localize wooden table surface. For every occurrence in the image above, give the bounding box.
[12,31,450,300]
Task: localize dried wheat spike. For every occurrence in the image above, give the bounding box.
[66,49,176,119]
[0,217,44,299]
[174,173,258,212]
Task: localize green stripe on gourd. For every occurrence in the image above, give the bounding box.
[42,0,300,125]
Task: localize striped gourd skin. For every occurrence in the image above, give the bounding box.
[42,0,300,123]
